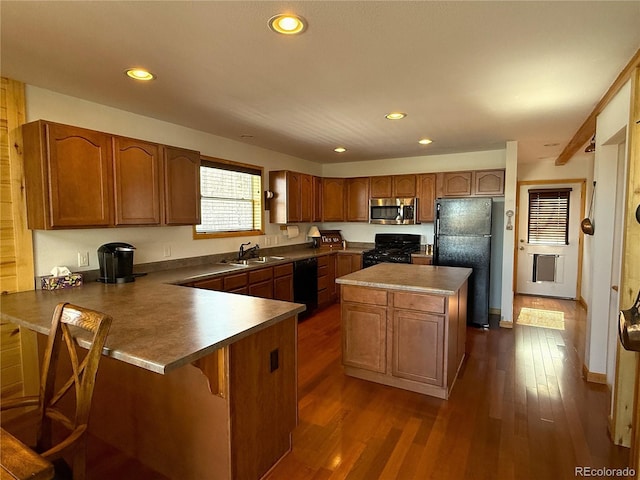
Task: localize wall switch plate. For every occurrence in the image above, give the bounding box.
[77,251,89,267]
[163,244,171,258]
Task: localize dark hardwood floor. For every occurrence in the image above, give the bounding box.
[3,295,629,479]
[265,295,630,480]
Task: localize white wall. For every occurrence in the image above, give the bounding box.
[500,141,518,324]
[586,79,631,380]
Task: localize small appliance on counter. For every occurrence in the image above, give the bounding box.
[98,242,136,283]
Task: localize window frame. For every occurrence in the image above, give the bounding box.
[192,155,265,240]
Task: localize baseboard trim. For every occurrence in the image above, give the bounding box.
[582,363,607,384]
[499,320,513,329]
[578,296,588,312]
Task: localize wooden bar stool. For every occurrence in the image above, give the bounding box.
[1,302,112,480]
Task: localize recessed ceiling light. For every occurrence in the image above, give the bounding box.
[418,138,433,145]
[334,147,347,153]
[240,134,254,138]
[268,14,307,35]
[125,68,155,81]
[385,112,406,120]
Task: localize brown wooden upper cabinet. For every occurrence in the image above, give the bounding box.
[322,178,345,222]
[438,170,505,198]
[23,121,114,229]
[114,137,162,225]
[369,174,416,198]
[269,170,314,224]
[345,177,370,222]
[417,173,436,223]
[312,175,322,222]
[163,146,201,225]
[473,170,505,196]
[22,120,201,229]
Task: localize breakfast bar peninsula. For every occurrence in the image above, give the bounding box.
[336,263,472,399]
[0,269,305,480]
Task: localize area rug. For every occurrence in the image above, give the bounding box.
[517,307,565,330]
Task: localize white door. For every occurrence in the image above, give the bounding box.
[516,182,582,298]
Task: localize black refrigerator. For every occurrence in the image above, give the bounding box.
[434,198,492,328]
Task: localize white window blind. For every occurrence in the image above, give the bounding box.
[527,188,571,245]
[196,159,262,234]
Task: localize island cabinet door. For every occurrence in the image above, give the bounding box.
[391,309,444,386]
[342,302,387,373]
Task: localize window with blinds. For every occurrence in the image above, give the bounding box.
[527,188,571,245]
[195,157,263,237]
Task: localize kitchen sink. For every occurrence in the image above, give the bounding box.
[224,256,286,267]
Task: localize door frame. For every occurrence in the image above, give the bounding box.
[513,178,586,301]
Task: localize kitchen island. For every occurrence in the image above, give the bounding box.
[0,272,305,480]
[336,263,472,399]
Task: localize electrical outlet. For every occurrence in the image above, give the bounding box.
[77,251,89,267]
[163,244,171,258]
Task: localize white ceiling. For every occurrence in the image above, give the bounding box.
[1,1,639,164]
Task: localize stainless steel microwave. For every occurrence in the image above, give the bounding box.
[369,198,418,224]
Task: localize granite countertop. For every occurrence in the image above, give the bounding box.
[1,247,369,375]
[335,263,472,296]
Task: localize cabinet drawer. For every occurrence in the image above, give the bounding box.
[392,292,445,314]
[318,275,330,291]
[318,264,328,277]
[193,277,223,291]
[274,263,293,278]
[224,272,248,291]
[249,267,273,284]
[318,288,330,305]
[342,286,387,306]
[317,255,331,267]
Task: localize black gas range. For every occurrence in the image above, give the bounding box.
[362,233,422,268]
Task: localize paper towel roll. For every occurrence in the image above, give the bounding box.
[286,225,300,238]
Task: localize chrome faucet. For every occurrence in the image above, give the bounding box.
[238,242,259,260]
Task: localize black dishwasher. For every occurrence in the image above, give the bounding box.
[293,257,318,320]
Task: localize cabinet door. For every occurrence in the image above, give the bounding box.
[164,146,201,225]
[345,177,370,222]
[393,175,416,197]
[342,302,387,373]
[417,173,436,223]
[474,170,505,196]
[440,171,472,197]
[336,254,353,278]
[322,178,345,221]
[248,280,273,299]
[273,274,293,302]
[286,171,301,222]
[370,176,392,198]
[114,137,162,225]
[312,176,323,222]
[391,309,444,386]
[300,173,313,222]
[46,123,113,227]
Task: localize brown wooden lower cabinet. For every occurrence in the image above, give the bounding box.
[317,254,337,307]
[340,281,467,399]
[190,263,293,302]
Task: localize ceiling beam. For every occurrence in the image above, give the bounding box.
[556,48,640,166]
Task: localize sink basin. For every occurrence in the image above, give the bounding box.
[249,256,286,263]
[225,256,286,267]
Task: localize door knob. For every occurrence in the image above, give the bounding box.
[519,246,525,250]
